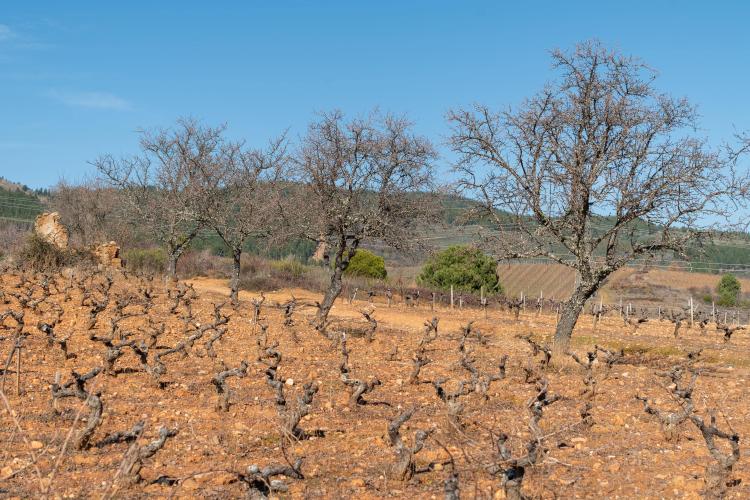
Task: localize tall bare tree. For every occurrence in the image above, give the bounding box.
[198,135,287,306]
[290,110,437,326]
[94,118,226,279]
[448,40,747,354]
[52,179,134,248]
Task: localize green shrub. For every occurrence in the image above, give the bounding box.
[344,250,387,280]
[717,274,741,306]
[123,248,166,275]
[417,245,500,294]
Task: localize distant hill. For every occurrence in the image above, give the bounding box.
[2,176,749,269]
[0,177,46,224]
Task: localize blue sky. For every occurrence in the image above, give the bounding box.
[1,1,749,189]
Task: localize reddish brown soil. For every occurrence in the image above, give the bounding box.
[1,271,749,499]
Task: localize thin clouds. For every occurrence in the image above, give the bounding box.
[0,23,54,53]
[47,90,132,110]
[2,22,129,111]
[0,24,15,41]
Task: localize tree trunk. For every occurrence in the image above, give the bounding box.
[165,230,199,282]
[553,282,598,356]
[316,239,358,326]
[317,266,344,325]
[166,250,179,282]
[167,253,179,279]
[229,247,242,308]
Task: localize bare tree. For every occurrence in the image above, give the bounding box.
[198,134,287,305]
[93,118,227,279]
[50,177,142,249]
[51,179,117,246]
[289,110,437,326]
[448,40,747,354]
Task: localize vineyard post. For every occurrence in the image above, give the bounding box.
[537,290,543,317]
[431,292,436,311]
[712,301,716,323]
[450,285,454,309]
[689,296,694,327]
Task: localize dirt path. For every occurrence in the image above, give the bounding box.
[188,277,750,369]
[187,277,558,334]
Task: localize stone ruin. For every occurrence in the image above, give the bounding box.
[34,212,69,249]
[92,241,124,268]
[33,212,123,268]
[310,233,328,264]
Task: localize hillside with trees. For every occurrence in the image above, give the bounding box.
[0,178,46,223]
